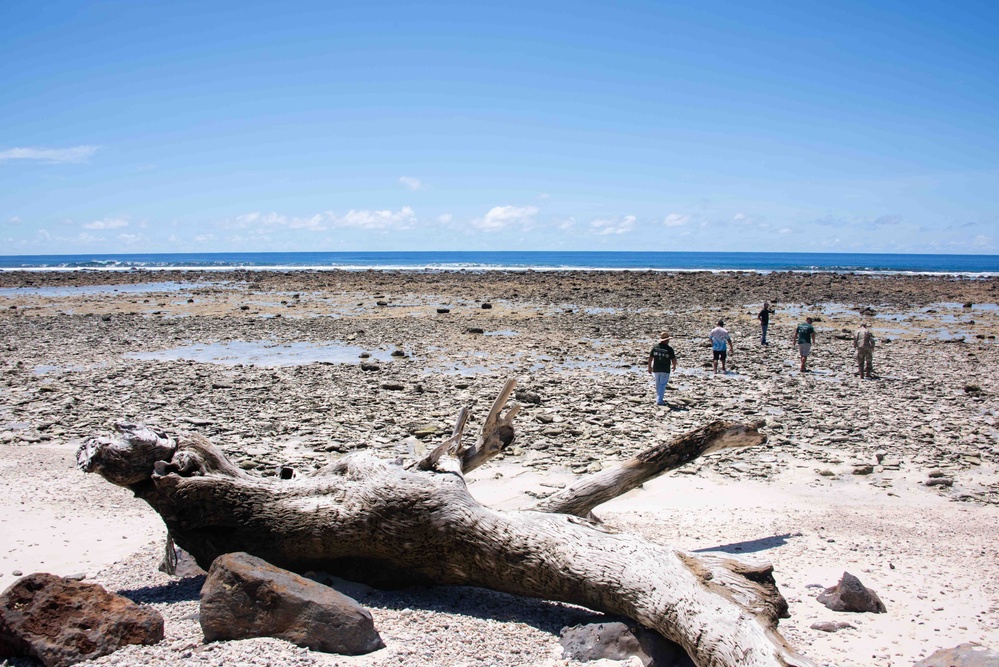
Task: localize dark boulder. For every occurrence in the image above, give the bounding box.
[0,572,163,667]
[817,571,886,613]
[200,552,383,655]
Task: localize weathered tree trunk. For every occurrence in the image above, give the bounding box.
[77,382,814,667]
[531,420,767,517]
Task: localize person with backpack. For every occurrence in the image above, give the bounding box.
[854,322,875,378]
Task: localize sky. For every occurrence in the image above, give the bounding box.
[1,0,997,255]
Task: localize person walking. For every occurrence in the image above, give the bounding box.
[709,320,734,374]
[758,301,773,345]
[794,316,816,372]
[854,322,875,378]
[647,331,677,406]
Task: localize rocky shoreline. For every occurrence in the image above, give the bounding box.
[2,269,998,666]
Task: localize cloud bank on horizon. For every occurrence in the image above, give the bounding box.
[0,1,996,255]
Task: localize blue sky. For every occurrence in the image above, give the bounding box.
[2,0,997,254]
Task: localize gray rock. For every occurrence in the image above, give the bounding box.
[817,572,886,613]
[559,617,694,666]
[913,642,999,666]
[158,545,207,578]
[199,552,383,655]
[0,572,164,667]
[810,620,854,632]
[516,389,542,404]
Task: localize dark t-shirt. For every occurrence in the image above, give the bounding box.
[796,323,815,344]
[758,307,770,325]
[649,343,676,373]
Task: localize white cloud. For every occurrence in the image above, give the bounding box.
[472,205,539,231]
[437,213,453,224]
[557,217,576,231]
[117,233,141,244]
[779,227,792,234]
[399,176,422,191]
[194,234,216,243]
[337,207,417,229]
[288,214,327,231]
[591,215,636,235]
[538,193,551,200]
[232,207,417,232]
[235,212,287,227]
[84,217,129,230]
[0,145,98,163]
[972,235,994,249]
[6,216,21,225]
[663,213,690,227]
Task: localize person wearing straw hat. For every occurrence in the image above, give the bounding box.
[647,331,677,406]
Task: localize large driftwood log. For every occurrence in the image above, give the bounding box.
[78,381,814,667]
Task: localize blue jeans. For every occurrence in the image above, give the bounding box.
[654,372,671,404]
[761,323,769,344]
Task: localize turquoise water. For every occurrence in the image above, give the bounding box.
[1,251,997,274]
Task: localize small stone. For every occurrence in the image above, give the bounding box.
[409,425,440,439]
[817,572,886,613]
[515,390,542,405]
[810,621,854,633]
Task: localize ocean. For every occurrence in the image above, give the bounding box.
[0,251,997,274]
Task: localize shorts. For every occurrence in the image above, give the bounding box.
[713,349,727,361]
[798,343,811,357]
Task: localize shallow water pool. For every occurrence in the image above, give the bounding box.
[126,340,395,367]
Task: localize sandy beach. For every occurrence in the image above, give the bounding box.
[1,268,998,667]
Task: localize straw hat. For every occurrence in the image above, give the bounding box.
[659,331,671,340]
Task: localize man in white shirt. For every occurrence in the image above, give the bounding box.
[709,320,734,374]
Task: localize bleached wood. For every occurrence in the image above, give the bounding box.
[532,421,766,517]
[78,398,814,667]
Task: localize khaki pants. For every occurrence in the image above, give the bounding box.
[857,348,873,376]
